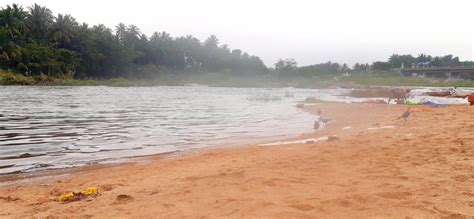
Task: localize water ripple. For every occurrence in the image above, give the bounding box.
[0,86,321,174]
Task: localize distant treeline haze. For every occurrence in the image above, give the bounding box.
[275,54,474,79]
[1,3,473,80]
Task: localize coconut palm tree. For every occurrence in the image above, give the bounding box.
[115,22,126,42]
[125,24,141,47]
[0,4,27,39]
[26,4,53,41]
[0,4,27,69]
[49,14,78,48]
[127,25,140,37]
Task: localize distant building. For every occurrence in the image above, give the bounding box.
[411,62,431,68]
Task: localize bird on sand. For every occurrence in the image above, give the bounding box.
[316,109,331,123]
[314,120,320,130]
[398,107,411,121]
[320,118,331,123]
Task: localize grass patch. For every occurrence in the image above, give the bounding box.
[0,70,35,85]
[0,70,162,86]
[1,69,474,88]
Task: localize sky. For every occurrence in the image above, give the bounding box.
[3,0,474,67]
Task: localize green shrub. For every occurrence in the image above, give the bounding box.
[0,71,34,85]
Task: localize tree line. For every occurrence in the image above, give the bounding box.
[0,4,268,79]
[274,54,474,79]
[359,53,474,72]
[2,3,473,82]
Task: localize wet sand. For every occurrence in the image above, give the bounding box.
[1,102,474,218]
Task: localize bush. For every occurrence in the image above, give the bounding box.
[0,70,34,85]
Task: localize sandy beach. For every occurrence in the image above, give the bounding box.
[1,102,474,218]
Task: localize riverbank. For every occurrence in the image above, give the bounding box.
[1,102,473,218]
[0,70,163,87]
[2,70,474,88]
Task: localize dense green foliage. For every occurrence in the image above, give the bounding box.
[0,4,267,79]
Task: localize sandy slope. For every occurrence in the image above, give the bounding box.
[1,102,474,218]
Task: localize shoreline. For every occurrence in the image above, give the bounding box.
[3,70,474,88]
[0,132,305,187]
[1,102,474,218]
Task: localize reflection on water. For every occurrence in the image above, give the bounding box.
[0,86,321,174]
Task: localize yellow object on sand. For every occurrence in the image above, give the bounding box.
[81,187,98,195]
[58,192,75,202]
[57,187,99,202]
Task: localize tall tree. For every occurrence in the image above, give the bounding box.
[275,58,297,77]
[0,4,27,39]
[0,4,27,70]
[49,14,78,48]
[26,4,53,41]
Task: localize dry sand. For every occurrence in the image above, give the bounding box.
[1,102,474,218]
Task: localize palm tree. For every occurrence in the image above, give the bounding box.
[0,4,27,39]
[125,24,141,47]
[116,24,141,48]
[127,24,140,38]
[204,35,219,50]
[49,14,78,47]
[0,4,27,69]
[26,4,53,41]
[115,22,126,41]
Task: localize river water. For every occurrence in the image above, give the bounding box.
[0,86,471,175]
[0,86,325,174]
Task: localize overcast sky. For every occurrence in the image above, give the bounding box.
[4,0,474,66]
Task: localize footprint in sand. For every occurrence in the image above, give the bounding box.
[339,199,352,207]
[99,184,114,191]
[452,175,470,182]
[262,178,286,187]
[262,179,277,187]
[377,191,412,199]
[0,196,21,202]
[113,194,134,205]
[288,204,315,211]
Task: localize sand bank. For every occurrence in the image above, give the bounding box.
[1,102,474,218]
